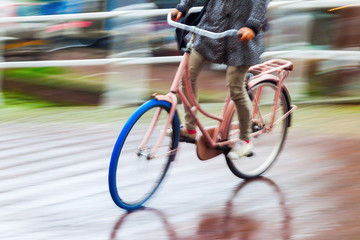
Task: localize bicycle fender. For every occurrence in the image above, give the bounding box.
[248,75,293,127]
[247,74,280,89]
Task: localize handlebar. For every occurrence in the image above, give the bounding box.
[167,12,238,39]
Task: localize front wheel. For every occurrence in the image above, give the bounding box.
[225,80,291,179]
[108,99,180,211]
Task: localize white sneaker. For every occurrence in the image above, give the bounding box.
[227,140,254,160]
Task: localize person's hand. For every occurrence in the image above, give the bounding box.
[171,9,182,21]
[237,27,255,42]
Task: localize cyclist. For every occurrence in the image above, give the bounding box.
[171,0,268,159]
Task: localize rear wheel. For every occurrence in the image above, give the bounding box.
[225,80,290,179]
[108,100,180,210]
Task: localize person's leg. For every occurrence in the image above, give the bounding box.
[226,65,252,141]
[180,49,206,131]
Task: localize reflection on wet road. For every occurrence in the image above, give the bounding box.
[111,178,291,240]
[1,122,359,239]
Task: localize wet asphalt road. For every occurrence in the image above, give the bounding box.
[1,116,360,240]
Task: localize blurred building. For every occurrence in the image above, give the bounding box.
[1,0,359,106]
[264,2,360,99]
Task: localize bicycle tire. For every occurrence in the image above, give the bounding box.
[108,99,180,210]
[225,80,291,179]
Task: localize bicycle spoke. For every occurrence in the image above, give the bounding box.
[108,100,180,210]
[225,81,290,179]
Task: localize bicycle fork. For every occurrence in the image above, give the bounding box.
[137,94,179,160]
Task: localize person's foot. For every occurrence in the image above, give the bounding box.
[227,140,253,160]
[167,125,197,143]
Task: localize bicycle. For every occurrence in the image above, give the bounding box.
[108,12,297,211]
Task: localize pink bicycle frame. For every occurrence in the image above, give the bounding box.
[150,51,237,155]
[143,54,297,159]
[248,59,297,134]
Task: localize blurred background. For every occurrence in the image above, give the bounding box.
[0,0,359,107]
[1,2,359,239]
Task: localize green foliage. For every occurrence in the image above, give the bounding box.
[3,67,104,107]
[2,91,62,108]
[4,67,104,93]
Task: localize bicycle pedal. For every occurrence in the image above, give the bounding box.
[246,152,254,157]
[179,136,196,144]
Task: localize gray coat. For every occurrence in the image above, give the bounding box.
[176,0,268,66]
